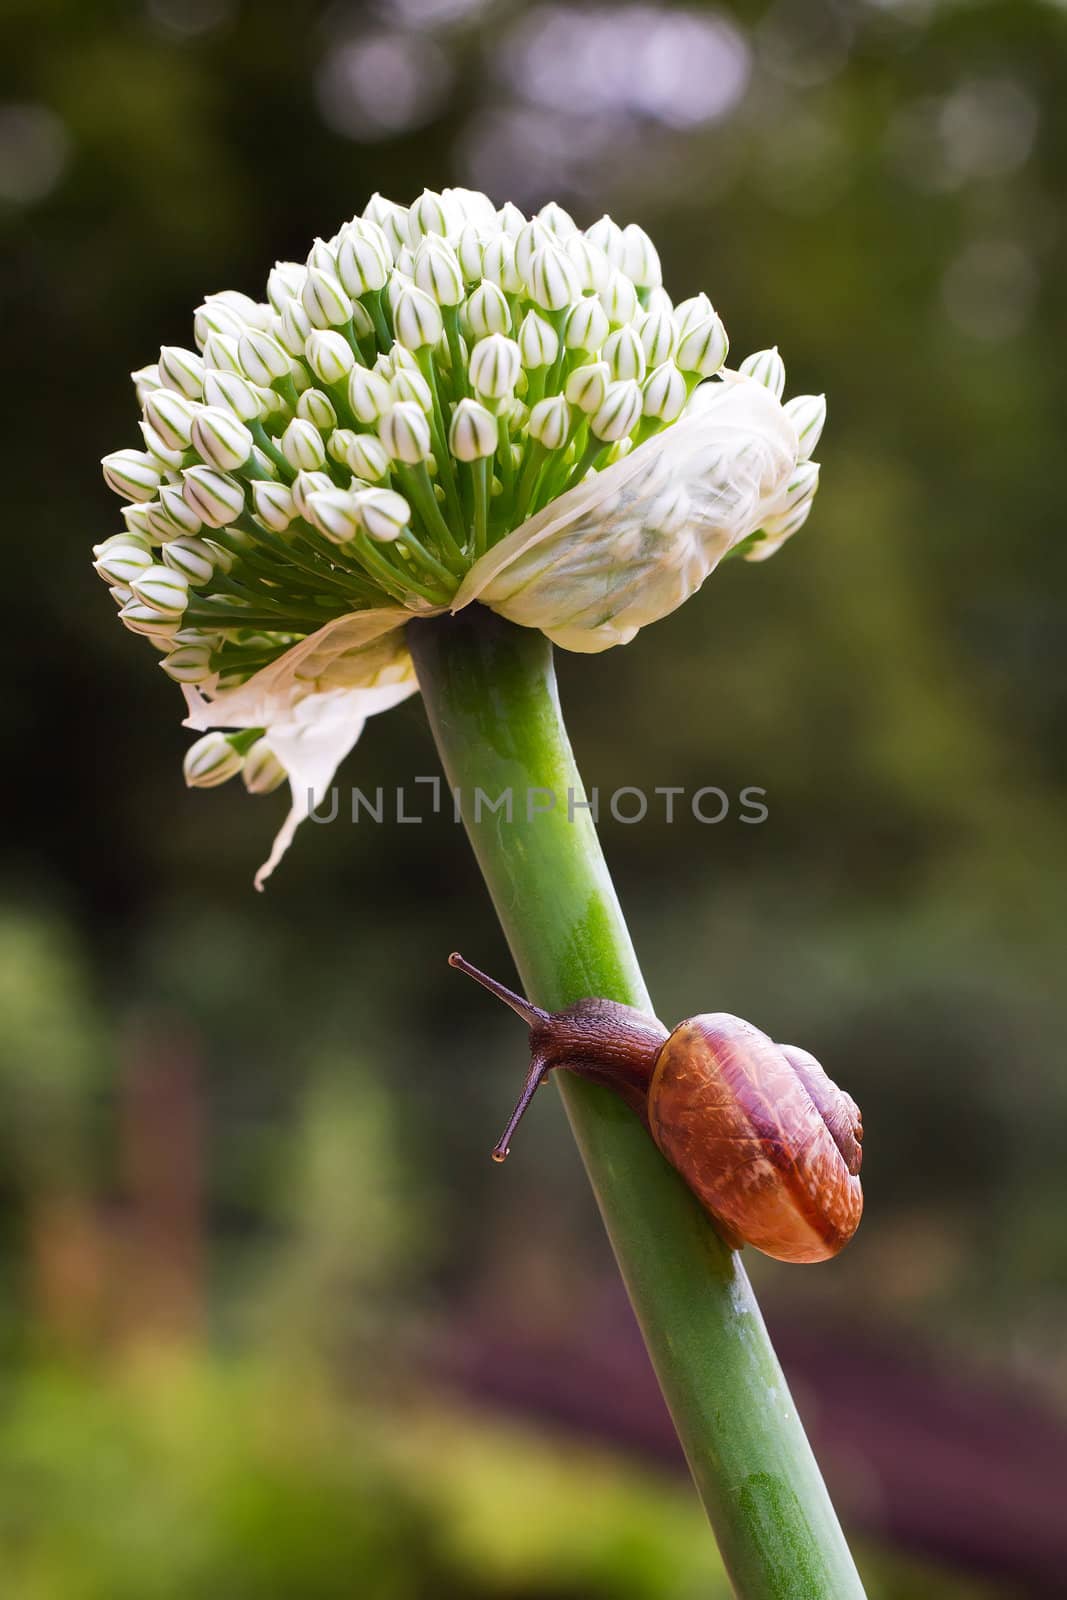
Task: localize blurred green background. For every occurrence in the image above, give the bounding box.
[2,0,1065,1594]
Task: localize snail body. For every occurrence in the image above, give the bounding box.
[449,954,863,1264]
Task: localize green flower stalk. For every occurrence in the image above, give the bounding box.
[95,187,823,886]
[94,189,859,1596]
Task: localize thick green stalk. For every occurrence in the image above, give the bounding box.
[408,608,866,1600]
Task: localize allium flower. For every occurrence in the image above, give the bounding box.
[96,189,826,885]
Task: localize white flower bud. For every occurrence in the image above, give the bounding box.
[119,599,181,641]
[102,449,162,502]
[301,267,353,329]
[465,282,511,339]
[161,644,215,684]
[758,464,819,531]
[675,314,729,378]
[563,297,609,353]
[143,391,197,452]
[242,737,287,794]
[339,432,391,481]
[482,234,522,294]
[157,345,206,398]
[278,296,313,356]
[456,225,484,284]
[143,499,182,541]
[131,563,189,617]
[390,368,432,411]
[327,426,356,464]
[171,624,220,648]
[602,326,646,382]
[238,327,291,387]
[378,402,432,464]
[347,366,393,424]
[447,186,496,228]
[469,333,521,399]
[586,215,626,268]
[94,530,150,559]
[355,487,410,542]
[252,380,286,416]
[783,393,827,462]
[449,398,498,462]
[296,388,337,432]
[203,369,262,421]
[637,308,676,366]
[350,297,375,343]
[251,479,295,531]
[756,499,814,549]
[537,201,577,237]
[497,201,525,236]
[280,417,326,472]
[589,378,643,442]
[214,289,265,323]
[739,347,786,401]
[194,299,246,347]
[527,394,571,450]
[190,407,253,472]
[364,193,409,258]
[182,465,246,527]
[161,537,216,585]
[515,219,552,280]
[362,192,397,227]
[392,282,443,351]
[620,223,662,289]
[120,503,156,538]
[408,188,459,243]
[303,329,353,386]
[306,487,362,544]
[504,395,529,429]
[390,344,421,374]
[336,223,390,297]
[291,470,332,520]
[518,310,559,370]
[564,234,610,294]
[642,360,687,422]
[307,236,338,274]
[138,423,183,472]
[414,236,464,307]
[183,731,244,788]
[94,541,153,585]
[202,541,236,575]
[132,363,162,402]
[600,270,639,327]
[527,244,581,312]
[201,332,243,375]
[159,483,203,535]
[267,261,306,314]
[565,360,610,414]
[672,293,714,337]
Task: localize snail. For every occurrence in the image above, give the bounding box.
[449,953,863,1264]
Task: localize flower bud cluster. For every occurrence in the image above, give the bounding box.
[98,189,823,803]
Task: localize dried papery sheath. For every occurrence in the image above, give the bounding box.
[98,189,824,880]
[454,377,799,651]
[181,612,419,887]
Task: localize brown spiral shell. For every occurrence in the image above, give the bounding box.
[647,1013,863,1264]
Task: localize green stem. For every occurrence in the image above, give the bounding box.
[471,457,490,559]
[408,608,867,1600]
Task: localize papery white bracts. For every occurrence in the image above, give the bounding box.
[180,372,802,884]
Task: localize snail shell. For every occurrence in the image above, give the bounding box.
[648,1014,863,1264]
